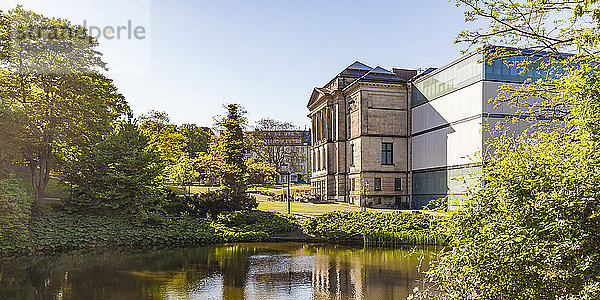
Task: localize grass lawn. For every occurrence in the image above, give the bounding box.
[256,199,400,214]
[171,184,400,214]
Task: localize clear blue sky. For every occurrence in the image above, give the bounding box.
[5,0,469,128]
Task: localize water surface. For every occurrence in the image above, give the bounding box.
[0,242,435,299]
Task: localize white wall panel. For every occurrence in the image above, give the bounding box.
[412,118,483,170]
[483,81,545,114]
[412,82,483,134]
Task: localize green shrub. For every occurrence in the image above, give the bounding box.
[18,210,295,257]
[178,190,257,217]
[0,175,32,256]
[304,211,447,246]
[29,212,220,255]
[216,210,297,235]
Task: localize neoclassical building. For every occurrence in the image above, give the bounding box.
[308,49,551,209]
[307,62,415,207]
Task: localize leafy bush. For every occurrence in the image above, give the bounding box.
[17,210,294,257]
[30,212,220,255]
[178,189,257,217]
[304,211,447,246]
[216,210,297,235]
[0,175,32,256]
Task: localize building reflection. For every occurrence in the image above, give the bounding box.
[308,245,428,300]
[0,243,433,300]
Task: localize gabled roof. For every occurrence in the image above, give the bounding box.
[358,66,406,84]
[347,61,372,70]
[307,87,332,108]
[339,61,372,77]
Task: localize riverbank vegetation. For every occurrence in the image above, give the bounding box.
[304,211,448,246]
[3,209,297,258]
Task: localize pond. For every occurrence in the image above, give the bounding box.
[0,242,437,299]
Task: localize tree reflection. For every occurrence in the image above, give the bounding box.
[0,243,436,299]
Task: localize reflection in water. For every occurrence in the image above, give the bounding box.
[0,243,435,300]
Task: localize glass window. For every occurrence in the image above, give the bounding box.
[381,143,393,165]
[374,178,382,191]
[412,53,483,107]
[395,178,402,191]
[350,144,354,166]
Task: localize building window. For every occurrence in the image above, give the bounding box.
[395,178,402,191]
[381,142,393,165]
[350,144,354,166]
[374,178,382,191]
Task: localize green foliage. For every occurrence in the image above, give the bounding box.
[64,122,166,220]
[304,211,447,246]
[416,1,600,299]
[178,123,210,157]
[166,153,199,188]
[175,189,257,217]
[0,6,129,203]
[214,104,248,194]
[30,212,218,255]
[23,210,294,257]
[138,110,187,166]
[247,159,278,184]
[0,175,31,256]
[423,129,600,299]
[216,210,297,235]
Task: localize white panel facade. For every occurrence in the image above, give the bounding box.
[482,81,545,115]
[412,118,482,170]
[412,82,483,134]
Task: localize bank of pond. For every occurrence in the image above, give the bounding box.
[1,210,447,258]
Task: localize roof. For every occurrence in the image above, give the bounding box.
[309,61,407,108]
[339,61,372,77]
[358,66,406,84]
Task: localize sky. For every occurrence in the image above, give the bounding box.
[3,0,469,128]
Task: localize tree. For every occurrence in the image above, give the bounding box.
[138,110,187,166]
[216,104,248,194]
[0,6,128,205]
[247,159,278,184]
[197,149,221,186]
[179,123,211,157]
[251,118,303,183]
[413,1,600,299]
[210,104,257,211]
[166,153,199,194]
[64,122,166,220]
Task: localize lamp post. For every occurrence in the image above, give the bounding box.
[281,163,291,214]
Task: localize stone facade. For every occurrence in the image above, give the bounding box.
[307,62,415,208]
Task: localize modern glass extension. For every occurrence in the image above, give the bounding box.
[411,50,559,108]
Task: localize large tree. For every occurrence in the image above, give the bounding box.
[413,1,600,299]
[201,104,257,212]
[64,121,165,219]
[0,6,128,204]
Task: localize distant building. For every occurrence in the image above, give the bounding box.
[308,48,554,209]
[249,130,311,184]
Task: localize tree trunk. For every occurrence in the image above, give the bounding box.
[31,147,51,204]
